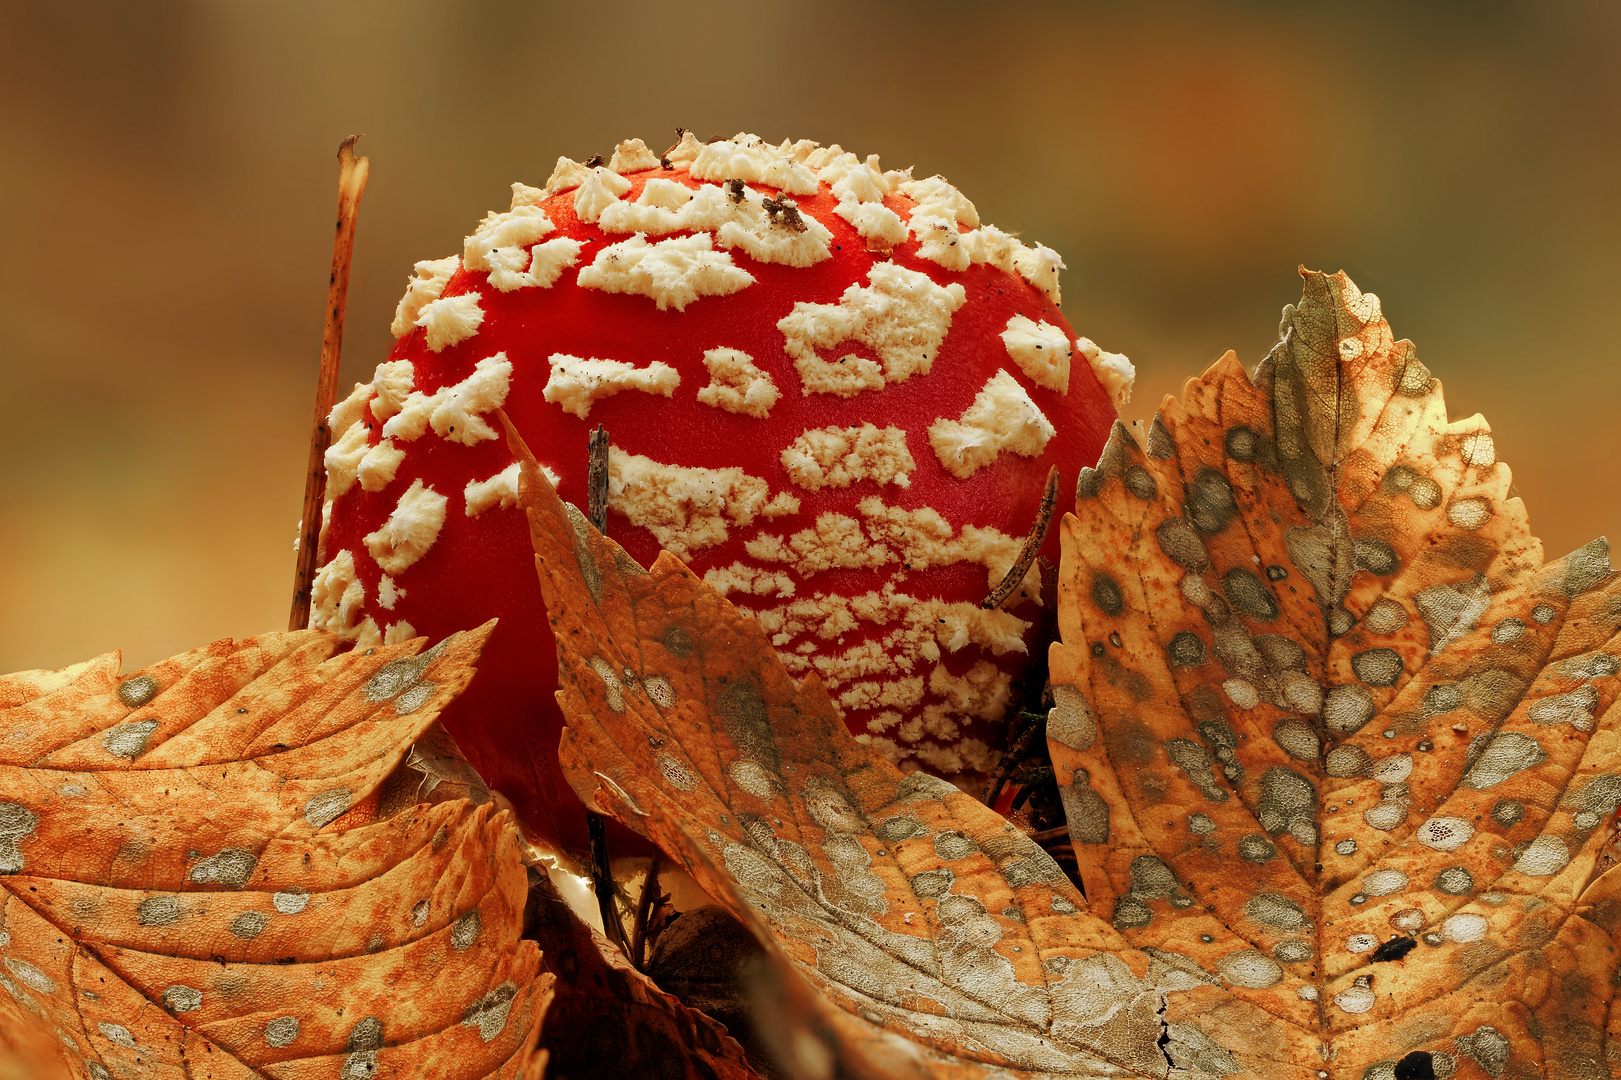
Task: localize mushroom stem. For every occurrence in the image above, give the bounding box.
[981,466,1060,611]
[289,135,370,631]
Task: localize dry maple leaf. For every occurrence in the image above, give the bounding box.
[0,623,560,1080]
[512,416,1230,1079]
[513,268,1621,1080]
[1046,268,1621,1079]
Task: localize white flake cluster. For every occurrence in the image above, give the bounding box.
[390,256,459,338]
[608,137,660,174]
[695,348,780,418]
[464,461,560,518]
[778,262,966,397]
[1000,314,1072,394]
[383,354,513,445]
[542,354,681,419]
[414,292,484,352]
[576,233,755,311]
[598,180,833,268]
[608,448,799,558]
[365,479,448,575]
[462,204,583,292]
[574,167,634,224]
[928,369,1056,478]
[1077,337,1135,408]
[688,133,818,195]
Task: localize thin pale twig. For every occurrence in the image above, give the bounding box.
[1025,826,1071,846]
[982,466,1059,610]
[290,136,369,632]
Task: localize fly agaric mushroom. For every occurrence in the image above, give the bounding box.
[314,132,1134,851]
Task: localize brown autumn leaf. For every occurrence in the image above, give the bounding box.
[512,415,1240,1079]
[0,622,559,1080]
[1047,268,1621,1079]
[514,268,1621,1080]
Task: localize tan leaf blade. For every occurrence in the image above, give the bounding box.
[1049,268,1621,1080]
[0,622,558,1080]
[511,417,1272,1079]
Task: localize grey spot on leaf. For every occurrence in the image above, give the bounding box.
[1351,648,1403,687]
[1059,770,1111,844]
[873,814,928,844]
[304,788,352,829]
[1527,686,1599,731]
[189,848,257,889]
[1323,683,1375,734]
[1217,950,1283,989]
[1245,893,1307,931]
[230,912,268,939]
[1462,732,1547,789]
[450,910,482,950]
[1155,518,1210,572]
[103,718,160,759]
[394,680,436,715]
[1091,573,1124,616]
[1047,684,1097,750]
[0,803,39,875]
[1222,568,1279,621]
[136,896,184,927]
[4,958,57,994]
[273,890,309,915]
[1415,574,1492,656]
[162,985,202,1013]
[933,832,979,861]
[1557,537,1610,597]
[1435,866,1473,895]
[1237,834,1277,863]
[461,983,517,1043]
[265,1016,300,1048]
[1187,469,1238,535]
[116,676,159,707]
[1167,631,1206,666]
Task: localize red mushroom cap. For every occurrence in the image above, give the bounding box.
[315,133,1132,853]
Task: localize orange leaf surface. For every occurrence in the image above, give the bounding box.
[1047,269,1621,1078]
[0,624,556,1080]
[514,419,1262,1078]
[517,269,1621,1080]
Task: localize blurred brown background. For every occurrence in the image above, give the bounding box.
[1,0,1616,674]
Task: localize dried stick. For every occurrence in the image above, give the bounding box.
[582,424,631,953]
[587,424,610,531]
[586,811,631,955]
[289,136,370,631]
[982,466,1060,610]
[629,854,663,971]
